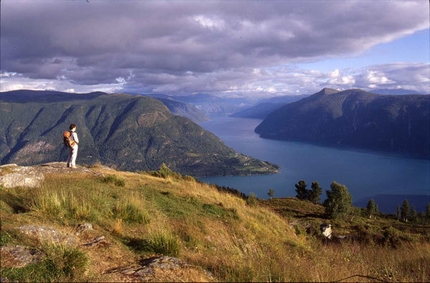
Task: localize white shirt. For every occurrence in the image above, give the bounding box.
[71,131,79,146]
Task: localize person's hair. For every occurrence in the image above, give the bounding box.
[69,124,77,130]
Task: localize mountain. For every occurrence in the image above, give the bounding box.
[0,90,208,122]
[155,98,209,122]
[172,93,257,115]
[231,94,310,119]
[139,93,258,115]
[0,90,279,176]
[368,88,422,95]
[255,88,430,159]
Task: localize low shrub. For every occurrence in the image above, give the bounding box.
[246,193,258,206]
[101,175,125,187]
[125,232,180,257]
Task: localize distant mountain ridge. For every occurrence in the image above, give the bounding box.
[255,88,430,159]
[0,90,278,176]
[368,88,422,95]
[0,90,208,123]
[138,92,258,115]
[231,94,310,119]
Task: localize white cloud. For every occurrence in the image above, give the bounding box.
[353,63,430,93]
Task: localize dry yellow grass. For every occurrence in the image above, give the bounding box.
[1,165,429,282]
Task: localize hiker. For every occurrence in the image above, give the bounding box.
[66,124,79,168]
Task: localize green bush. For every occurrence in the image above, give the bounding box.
[148,163,183,180]
[246,193,259,206]
[323,181,353,219]
[383,226,402,248]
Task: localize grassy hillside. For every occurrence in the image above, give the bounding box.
[1,163,429,282]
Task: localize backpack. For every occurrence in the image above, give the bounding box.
[63,130,74,148]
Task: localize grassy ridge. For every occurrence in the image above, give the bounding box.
[1,165,429,282]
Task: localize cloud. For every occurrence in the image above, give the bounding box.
[1,0,429,96]
[356,63,430,92]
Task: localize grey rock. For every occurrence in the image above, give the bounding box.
[1,245,44,268]
[0,164,44,188]
[18,225,78,247]
[74,223,94,235]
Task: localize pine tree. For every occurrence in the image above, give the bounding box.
[427,203,430,218]
[295,180,308,200]
[366,198,377,218]
[397,205,401,221]
[410,206,418,222]
[424,203,430,224]
[323,181,353,219]
[400,199,410,222]
[267,188,275,199]
[309,181,322,204]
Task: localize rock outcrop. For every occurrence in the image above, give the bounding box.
[0,164,44,188]
[0,162,105,189]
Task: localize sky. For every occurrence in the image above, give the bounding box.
[1,0,429,98]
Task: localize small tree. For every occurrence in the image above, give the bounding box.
[400,199,410,222]
[267,188,275,199]
[308,181,322,204]
[410,206,418,223]
[323,181,353,219]
[366,198,378,218]
[426,203,430,219]
[397,205,401,221]
[295,180,308,200]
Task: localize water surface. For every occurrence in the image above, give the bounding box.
[199,116,430,213]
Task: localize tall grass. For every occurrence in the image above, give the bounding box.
[125,231,181,257]
[2,169,429,282]
[26,175,148,227]
[298,241,430,282]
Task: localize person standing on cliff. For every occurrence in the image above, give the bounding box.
[66,124,79,168]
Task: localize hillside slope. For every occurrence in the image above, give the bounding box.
[255,88,430,158]
[0,163,306,282]
[0,90,278,176]
[1,163,429,282]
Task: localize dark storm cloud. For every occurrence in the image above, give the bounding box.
[1,0,428,95]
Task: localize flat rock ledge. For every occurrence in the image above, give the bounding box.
[0,164,44,188]
[0,162,105,188]
[107,255,215,282]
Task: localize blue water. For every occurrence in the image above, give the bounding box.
[199,115,430,213]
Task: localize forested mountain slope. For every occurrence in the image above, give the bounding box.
[0,90,278,176]
[255,88,430,158]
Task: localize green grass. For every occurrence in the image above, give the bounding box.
[1,244,88,282]
[111,202,150,224]
[125,232,181,257]
[101,175,125,187]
